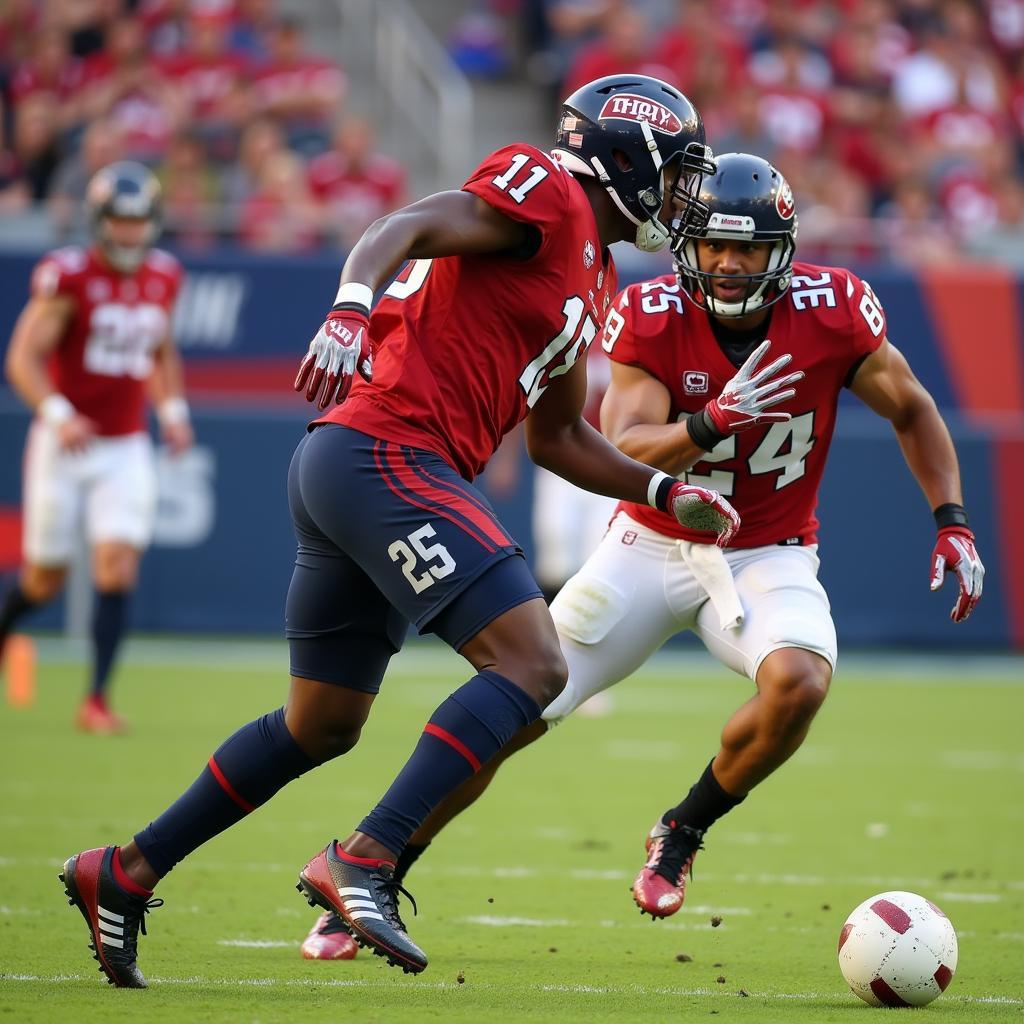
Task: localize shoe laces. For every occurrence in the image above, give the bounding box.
[373,871,418,932]
[119,896,164,957]
[651,823,704,887]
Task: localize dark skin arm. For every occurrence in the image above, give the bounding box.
[525,355,671,506]
[337,190,531,291]
[339,188,665,505]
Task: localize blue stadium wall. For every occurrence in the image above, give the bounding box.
[0,248,1021,649]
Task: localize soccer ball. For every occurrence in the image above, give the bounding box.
[838,890,958,1007]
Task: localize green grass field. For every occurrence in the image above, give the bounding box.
[1,639,1022,1023]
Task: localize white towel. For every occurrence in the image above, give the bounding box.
[678,541,744,631]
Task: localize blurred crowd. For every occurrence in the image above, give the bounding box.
[0,0,406,253]
[466,0,1024,266]
[2,0,1023,266]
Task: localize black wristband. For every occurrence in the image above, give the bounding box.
[653,475,675,512]
[686,408,728,452]
[933,503,969,530]
[329,301,371,318]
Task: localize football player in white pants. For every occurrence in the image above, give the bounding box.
[300,152,984,954]
[0,162,192,733]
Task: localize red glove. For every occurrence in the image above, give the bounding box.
[705,339,803,435]
[294,308,373,410]
[664,481,741,548]
[930,526,984,623]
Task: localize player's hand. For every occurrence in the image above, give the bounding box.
[294,309,373,410]
[57,414,97,453]
[161,419,194,456]
[930,526,984,623]
[665,481,740,548]
[706,339,804,434]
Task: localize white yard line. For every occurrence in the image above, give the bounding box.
[2,972,1021,1005]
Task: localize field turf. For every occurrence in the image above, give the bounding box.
[1,638,1022,1023]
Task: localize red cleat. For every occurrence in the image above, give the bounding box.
[297,841,427,973]
[75,695,128,735]
[632,818,704,918]
[59,846,163,988]
[301,911,359,960]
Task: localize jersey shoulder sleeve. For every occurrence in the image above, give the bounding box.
[146,247,185,297]
[30,246,88,299]
[833,265,887,360]
[600,274,683,372]
[790,261,887,362]
[461,143,570,238]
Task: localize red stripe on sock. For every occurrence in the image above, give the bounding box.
[208,756,256,813]
[333,842,395,869]
[112,847,153,898]
[423,722,481,772]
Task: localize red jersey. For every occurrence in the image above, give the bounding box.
[30,246,183,436]
[604,263,886,547]
[325,144,617,480]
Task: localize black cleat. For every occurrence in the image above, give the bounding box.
[60,846,163,988]
[298,841,427,973]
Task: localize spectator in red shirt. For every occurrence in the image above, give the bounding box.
[751,37,832,156]
[159,9,252,158]
[80,14,184,163]
[238,148,319,252]
[9,27,88,133]
[652,0,747,97]
[307,115,407,251]
[251,17,346,155]
[562,7,671,97]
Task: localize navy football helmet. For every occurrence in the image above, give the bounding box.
[86,161,162,273]
[552,74,715,253]
[673,152,798,317]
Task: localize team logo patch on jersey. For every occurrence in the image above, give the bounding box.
[583,239,596,269]
[684,371,710,394]
[622,530,638,546]
[775,179,795,220]
[598,94,683,135]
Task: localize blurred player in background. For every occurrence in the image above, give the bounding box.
[59,74,741,984]
[298,151,985,957]
[0,161,193,734]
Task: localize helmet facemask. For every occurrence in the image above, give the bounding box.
[674,226,796,317]
[552,75,716,253]
[94,216,159,273]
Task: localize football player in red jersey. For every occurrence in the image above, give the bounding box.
[59,75,745,984]
[294,151,985,952]
[0,162,192,733]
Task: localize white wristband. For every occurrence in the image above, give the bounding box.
[333,281,373,311]
[647,471,674,509]
[39,393,74,425]
[157,397,191,427]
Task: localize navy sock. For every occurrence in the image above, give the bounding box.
[90,590,128,698]
[663,759,745,834]
[0,579,38,641]
[357,670,541,856]
[134,707,315,878]
[394,841,429,886]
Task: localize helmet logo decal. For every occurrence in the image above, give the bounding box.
[598,94,683,135]
[583,239,596,269]
[775,179,795,220]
